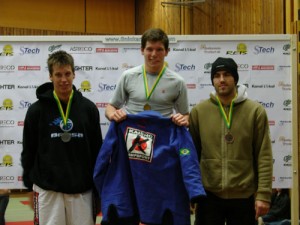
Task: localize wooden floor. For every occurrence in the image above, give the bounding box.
[6,193,33,225]
[5,192,195,225]
[5,192,102,225]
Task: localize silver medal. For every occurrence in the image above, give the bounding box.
[61,132,71,143]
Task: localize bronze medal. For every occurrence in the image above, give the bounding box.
[143,103,151,111]
[61,132,71,143]
[216,94,237,145]
[225,132,234,144]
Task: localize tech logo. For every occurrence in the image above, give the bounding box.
[98,83,116,92]
[258,101,274,108]
[253,45,275,55]
[0,98,13,110]
[20,47,40,55]
[19,100,32,109]
[174,63,196,72]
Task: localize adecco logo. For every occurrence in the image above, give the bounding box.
[0,120,15,128]
[0,65,15,71]
[0,120,15,126]
[0,176,14,181]
[70,47,93,52]
[238,64,249,70]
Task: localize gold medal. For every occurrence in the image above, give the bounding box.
[225,132,234,144]
[142,64,166,110]
[144,103,151,110]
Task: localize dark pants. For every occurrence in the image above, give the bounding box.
[195,192,255,225]
[0,195,9,225]
[103,205,173,225]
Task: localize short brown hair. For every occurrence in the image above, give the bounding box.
[47,50,75,75]
[141,28,169,50]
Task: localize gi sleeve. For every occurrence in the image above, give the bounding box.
[176,126,206,203]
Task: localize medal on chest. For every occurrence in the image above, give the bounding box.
[61,132,72,143]
[143,103,151,110]
[224,131,234,144]
[142,64,166,111]
[216,94,237,144]
[53,90,74,143]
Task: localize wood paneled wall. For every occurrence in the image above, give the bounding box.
[191,0,284,34]
[86,0,135,34]
[135,0,182,34]
[0,0,86,33]
[135,0,284,34]
[0,0,135,35]
[0,0,285,35]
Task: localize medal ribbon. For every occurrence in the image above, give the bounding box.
[53,90,74,126]
[142,63,166,100]
[216,94,237,129]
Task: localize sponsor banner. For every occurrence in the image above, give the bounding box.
[0,37,293,188]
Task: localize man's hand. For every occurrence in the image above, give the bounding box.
[255,200,270,219]
[105,104,127,122]
[109,109,127,122]
[171,113,189,127]
[190,203,196,215]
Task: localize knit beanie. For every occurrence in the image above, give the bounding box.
[211,57,239,85]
